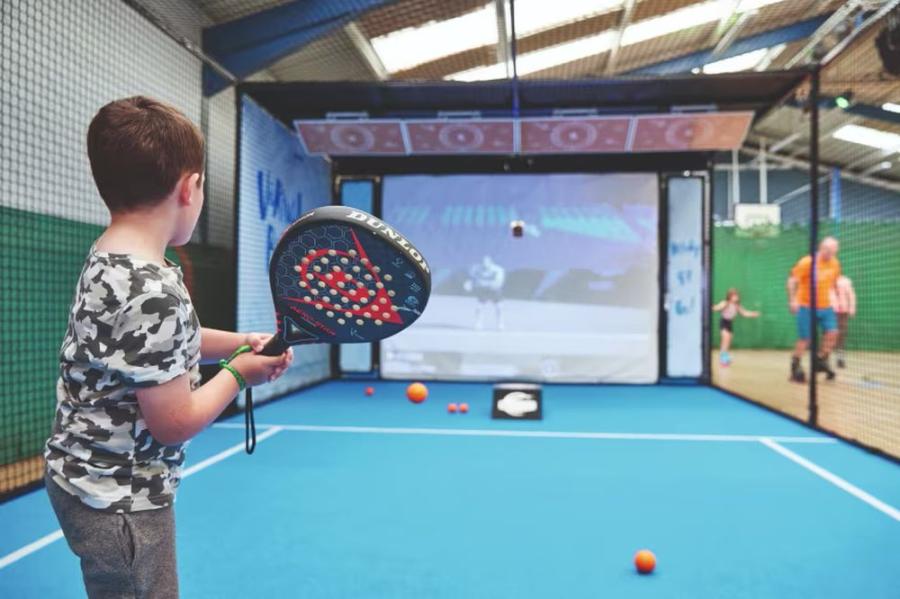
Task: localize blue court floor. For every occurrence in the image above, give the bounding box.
[2,382,899,598]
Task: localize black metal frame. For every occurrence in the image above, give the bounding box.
[657,174,669,381]
[334,152,708,177]
[702,161,714,384]
[808,66,820,426]
[333,156,710,384]
[704,65,828,422]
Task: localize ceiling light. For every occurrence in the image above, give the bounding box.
[883,102,900,114]
[371,5,496,73]
[832,124,900,151]
[861,161,892,176]
[702,47,771,74]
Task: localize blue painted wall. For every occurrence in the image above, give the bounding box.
[712,168,900,225]
[237,96,333,401]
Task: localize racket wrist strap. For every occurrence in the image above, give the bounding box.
[219,343,256,454]
[227,344,252,362]
[219,361,246,391]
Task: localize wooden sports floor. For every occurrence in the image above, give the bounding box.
[713,350,900,458]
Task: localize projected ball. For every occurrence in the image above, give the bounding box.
[364,386,375,396]
[407,382,428,403]
[459,403,469,413]
[447,403,458,413]
[634,549,656,574]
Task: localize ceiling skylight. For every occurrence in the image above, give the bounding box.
[371,5,497,73]
[449,30,617,81]
[832,124,900,151]
[444,0,791,81]
[701,44,785,74]
[371,0,625,74]
[512,0,624,36]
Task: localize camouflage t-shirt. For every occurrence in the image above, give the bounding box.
[45,247,201,513]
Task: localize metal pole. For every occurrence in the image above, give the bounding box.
[509,0,520,118]
[760,139,768,204]
[730,149,740,219]
[809,67,820,427]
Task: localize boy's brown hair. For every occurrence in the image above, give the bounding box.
[87,96,204,212]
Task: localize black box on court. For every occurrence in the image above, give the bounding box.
[492,383,542,420]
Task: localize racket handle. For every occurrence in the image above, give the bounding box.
[259,335,289,356]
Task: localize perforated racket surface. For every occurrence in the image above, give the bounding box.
[260,206,431,356]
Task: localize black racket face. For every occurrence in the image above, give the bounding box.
[269,206,431,347]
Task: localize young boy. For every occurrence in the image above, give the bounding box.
[44,96,292,598]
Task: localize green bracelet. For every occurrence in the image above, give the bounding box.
[220,361,247,391]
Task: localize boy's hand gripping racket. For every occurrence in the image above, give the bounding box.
[239,206,431,452]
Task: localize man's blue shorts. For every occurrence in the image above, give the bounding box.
[796,306,838,340]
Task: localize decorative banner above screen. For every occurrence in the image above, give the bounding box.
[406,121,515,154]
[631,112,753,152]
[293,112,753,156]
[520,117,630,154]
[296,121,405,155]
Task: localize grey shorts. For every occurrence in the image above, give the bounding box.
[45,474,178,599]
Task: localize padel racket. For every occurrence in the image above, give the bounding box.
[241,206,431,451]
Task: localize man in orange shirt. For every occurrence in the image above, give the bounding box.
[786,237,841,383]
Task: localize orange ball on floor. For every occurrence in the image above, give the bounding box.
[407,382,428,403]
[459,403,469,413]
[447,403,458,413]
[634,549,656,574]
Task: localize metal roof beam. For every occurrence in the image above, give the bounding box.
[783,0,865,68]
[740,146,900,192]
[201,0,395,95]
[343,22,388,80]
[605,0,637,75]
[627,15,828,75]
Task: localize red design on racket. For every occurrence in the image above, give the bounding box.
[259,206,431,355]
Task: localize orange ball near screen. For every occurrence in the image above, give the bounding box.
[634,549,656,574]
[364,386,374,396]
[407,382,428,403]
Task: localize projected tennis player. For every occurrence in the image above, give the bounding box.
[787,236,841,383]
[712,288,760,366]
[831,274,856,368]
[465,254,506,330]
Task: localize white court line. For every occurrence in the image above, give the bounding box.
[0,530,65,570]
[182,426,283,476]
[213,422,835,444]
[760,437,900,522]
[0,426,284,571]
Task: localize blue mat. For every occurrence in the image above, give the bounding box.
[2,382,898,598]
